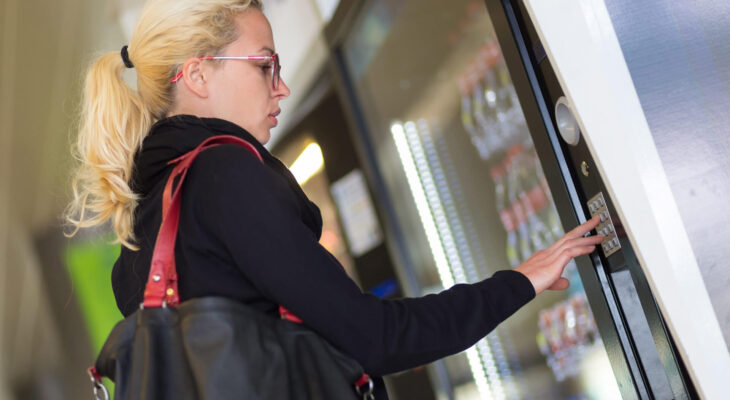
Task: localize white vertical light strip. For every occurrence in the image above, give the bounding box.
[393,121,495,400]
[427,121,520,398]
[403,121,467,284]
[523,0,730,397]
[476,339,503,399]
[416,119,479,282]
[391,122,454,288]
[486,333,518,399]
[465,346,493,400]
[414,119,508,399]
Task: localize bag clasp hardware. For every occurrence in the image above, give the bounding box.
[87,367,110,400]
[139,299,167,310]
[355,373,375,400]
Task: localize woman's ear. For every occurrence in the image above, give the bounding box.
[180,57,210,98]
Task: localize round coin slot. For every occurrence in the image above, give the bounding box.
[555,96,581,146]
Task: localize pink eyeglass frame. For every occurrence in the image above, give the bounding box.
[170,53,280,88]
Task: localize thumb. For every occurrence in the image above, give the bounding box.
[547,277,570,291]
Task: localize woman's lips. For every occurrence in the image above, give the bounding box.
[269,109,280,126]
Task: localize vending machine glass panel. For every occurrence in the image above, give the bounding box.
[339,0,623,398]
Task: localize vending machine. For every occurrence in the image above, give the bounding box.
[326,0,730,398]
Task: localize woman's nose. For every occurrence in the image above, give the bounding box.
[275,78,291,98]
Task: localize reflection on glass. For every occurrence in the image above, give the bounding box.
[342,0,621,398]
[391,120,513,399]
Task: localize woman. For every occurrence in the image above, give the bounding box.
[66,0,603,397]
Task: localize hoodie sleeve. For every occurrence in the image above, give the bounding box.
[187,145,536,376]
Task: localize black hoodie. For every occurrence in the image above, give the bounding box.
[113,115,535,386]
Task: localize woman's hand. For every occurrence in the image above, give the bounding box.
[515,215,604,295]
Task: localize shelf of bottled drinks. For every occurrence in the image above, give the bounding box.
[386,39,610,395]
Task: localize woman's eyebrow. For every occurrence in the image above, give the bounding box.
[259,46,275,55]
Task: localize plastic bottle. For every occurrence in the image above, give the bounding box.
[533,155,564,242]
[492,165,521,268]
[495,57,528,143]
[504,146,533,262]
[459,74,490,160]
[473,52,504,154]
[516,149,553,250]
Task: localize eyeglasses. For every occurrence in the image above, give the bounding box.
[170,53,281,89]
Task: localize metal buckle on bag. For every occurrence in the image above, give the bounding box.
[355,374,374,400]
[87,367,110,400]
[139,300,167,310]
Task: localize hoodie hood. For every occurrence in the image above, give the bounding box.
[132,115,270,195]
[132,114,323,238]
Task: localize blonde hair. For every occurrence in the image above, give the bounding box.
[66,0,262,249]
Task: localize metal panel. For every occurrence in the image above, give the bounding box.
[604,0,730,353]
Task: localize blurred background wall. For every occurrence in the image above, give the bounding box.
[1,0,125,398]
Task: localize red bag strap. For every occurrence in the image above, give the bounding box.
[143,135,262,308]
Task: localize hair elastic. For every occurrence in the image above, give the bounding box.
[121,46,134,69]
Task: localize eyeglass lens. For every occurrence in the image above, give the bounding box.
[273,55,280,90]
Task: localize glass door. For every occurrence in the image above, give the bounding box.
[337,0,622,398]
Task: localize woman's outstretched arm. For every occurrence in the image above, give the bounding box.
[190,145,600,375]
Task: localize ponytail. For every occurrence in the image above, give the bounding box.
[66,52,153,249]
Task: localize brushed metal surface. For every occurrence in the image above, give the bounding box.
[605,0,730,350]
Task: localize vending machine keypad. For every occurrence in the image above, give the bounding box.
[587,192,621,257]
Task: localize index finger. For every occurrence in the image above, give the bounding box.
[565,215,601,239]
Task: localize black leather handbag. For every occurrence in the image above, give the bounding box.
[87,135,375,400]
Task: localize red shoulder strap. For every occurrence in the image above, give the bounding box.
[143,135,262,308]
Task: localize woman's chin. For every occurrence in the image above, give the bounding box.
[254,129,271,145]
